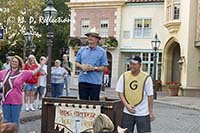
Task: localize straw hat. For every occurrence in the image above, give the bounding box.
[85,27,101,39]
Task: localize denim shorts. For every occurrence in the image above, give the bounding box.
[122,113,151,133]
[24,84,37,91]
[3,104,22,125]
[37,86,45,95]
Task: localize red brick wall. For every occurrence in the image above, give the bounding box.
[74,8,116,36]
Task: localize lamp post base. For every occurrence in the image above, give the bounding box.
[45,83,51,97]
[153,82,157,99]
[45,91,51,97]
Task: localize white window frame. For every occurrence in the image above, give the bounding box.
[81,19,89,37]
[100,20,109,37]
[133,18,152,38]
[166,0,180,21]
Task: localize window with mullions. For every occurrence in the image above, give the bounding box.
[150,63,153,76]
[81,19,89,37]
[141,52,162,80]
[150,53,154,61]
[134,18,152,38]
[142,53,149,61]
[142,63,148,72]
[100,20,109,37]
[158,53,162,62]
[166,0,180,21]
[173,3,180,19]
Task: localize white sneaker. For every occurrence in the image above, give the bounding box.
[38,105,42,110]
[25,104,29,112]
[29,104,35,111]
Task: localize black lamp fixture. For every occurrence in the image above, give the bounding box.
[43,0,57,97]
[24,30,34,59]
[151,33,161,51]
[24,30,33,43]
[151,33,161,99]
[43,0,57,20]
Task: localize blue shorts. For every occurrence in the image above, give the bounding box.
[24,84,37,91]
[122,113,151,133]
[37,86,45,95]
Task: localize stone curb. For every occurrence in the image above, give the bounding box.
[154,100,200,111]
[20,112,41,124]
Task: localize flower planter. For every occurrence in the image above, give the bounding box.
[107,47,116,50]
[166,82,180,96]
[168,87,179,96]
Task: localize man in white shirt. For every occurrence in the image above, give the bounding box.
[116,55,154,133]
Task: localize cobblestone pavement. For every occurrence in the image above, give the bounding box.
[19,102,200,133]
[151,103,200,133]
[19,119,41,133]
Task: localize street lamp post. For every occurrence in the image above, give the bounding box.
[43,0,57,97]
[151,33,161,99]
[24,30,34,60]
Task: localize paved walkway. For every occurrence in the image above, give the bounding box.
[156,91,200,111]
[20,88,200,123]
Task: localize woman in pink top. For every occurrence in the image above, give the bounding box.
[0,55,45,125]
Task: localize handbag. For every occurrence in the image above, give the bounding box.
[0,82,2,93]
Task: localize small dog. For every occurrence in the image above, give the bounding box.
[117,126,127,133]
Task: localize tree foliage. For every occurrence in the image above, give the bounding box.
[105,36,118,47]
[52,0,70,60]
[0,0,71,62]
[34,0,70,60]
[0,0,44,60]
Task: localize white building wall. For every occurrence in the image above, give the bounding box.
[121,3,167,51]
[164,1,198,86]
[119,2,167,81]
[162,0,200,96]
[185,0,200,89]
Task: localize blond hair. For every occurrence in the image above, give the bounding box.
[13,55,24,70]
[93,113,114,133]
[27,54,38,65]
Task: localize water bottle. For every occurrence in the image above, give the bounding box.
[75,119,81,133]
